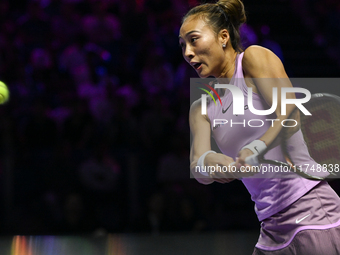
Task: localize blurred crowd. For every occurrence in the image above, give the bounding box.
[0,0,202,235]
[0,0,338,235]
[292,0,340,64]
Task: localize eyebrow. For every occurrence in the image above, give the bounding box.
[178,30,200,39]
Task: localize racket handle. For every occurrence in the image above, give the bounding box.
[245,154,260,166]
[230,155,259,167]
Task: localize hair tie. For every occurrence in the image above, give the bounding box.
[217,4,228,23]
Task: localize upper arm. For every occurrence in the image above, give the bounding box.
[189,99,212,162]
[189,99,214,184]
[242,46,295,116]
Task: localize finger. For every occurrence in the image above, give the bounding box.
[209,162,237,180]
[213,178,226,183]
[234,157,242,169]
[213,178,234,184]
[237,154,247,166]
[237,149,254,165]
[211,169,232,180]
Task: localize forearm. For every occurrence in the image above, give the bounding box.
[258,95,297,146]
[258,114,286,147]
[191,151,242,183]
[190,158,214,185]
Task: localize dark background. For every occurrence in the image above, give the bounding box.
[0,0,339,235]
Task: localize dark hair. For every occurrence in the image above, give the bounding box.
[182,0,246,53]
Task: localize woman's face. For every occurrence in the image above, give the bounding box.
[179,16,226,78]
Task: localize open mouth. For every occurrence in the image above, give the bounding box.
[193,63,202,70]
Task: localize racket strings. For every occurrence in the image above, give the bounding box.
[301,99,340,165]
[284,97,340,169]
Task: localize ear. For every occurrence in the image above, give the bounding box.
[218,29,230,46]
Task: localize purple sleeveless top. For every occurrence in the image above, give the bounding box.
[207,52,320,221]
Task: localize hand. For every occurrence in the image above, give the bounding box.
[204,153,236,183]
[234,148,259,178]
[235,148,254,167]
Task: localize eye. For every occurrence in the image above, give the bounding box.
[179,42,185,48]
[191,37,198,43]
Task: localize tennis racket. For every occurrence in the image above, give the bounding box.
[243,93,340,180]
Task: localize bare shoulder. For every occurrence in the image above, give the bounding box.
[243,45,286,78]
[244,45,272,54]
[243,45,280,68]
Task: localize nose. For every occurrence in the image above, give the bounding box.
[183,45,194,61]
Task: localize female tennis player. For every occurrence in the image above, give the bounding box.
[180,0,340,254]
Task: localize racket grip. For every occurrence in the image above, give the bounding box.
[245,154,260,166]
[230,156,259,166]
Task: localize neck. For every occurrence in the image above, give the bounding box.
[219,51,237,80]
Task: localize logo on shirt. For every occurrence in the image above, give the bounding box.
[222,102,232,114]
[295,214,310,224]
